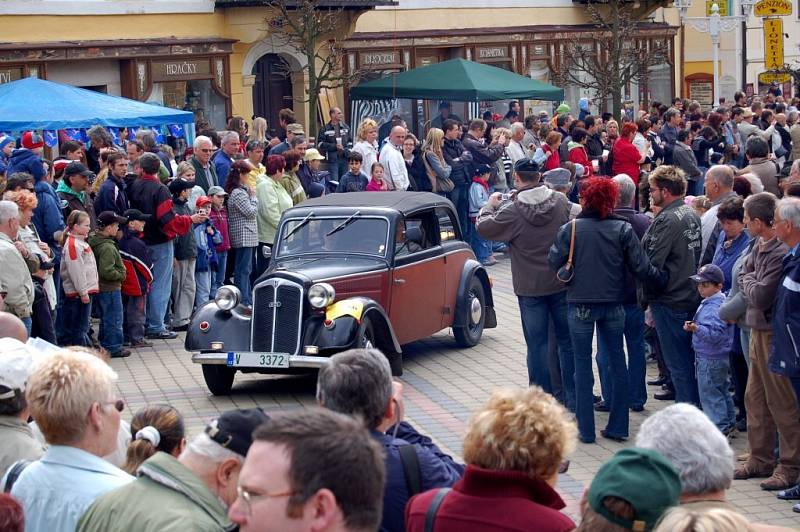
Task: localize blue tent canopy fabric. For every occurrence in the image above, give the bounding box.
[0,77,194,131]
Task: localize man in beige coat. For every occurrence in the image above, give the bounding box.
[0,201,34,334]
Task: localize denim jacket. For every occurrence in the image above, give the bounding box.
[691,291,733,359]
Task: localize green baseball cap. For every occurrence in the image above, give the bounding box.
[588,448,681,531]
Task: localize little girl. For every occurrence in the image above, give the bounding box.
[366,162,389,191]
[60,210,99,347]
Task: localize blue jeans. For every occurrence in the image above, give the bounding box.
[696,356,736,432]
[195,270,212,309]
[596,304,647,409]
[233,247,255,306]
[146,241,174,335]
[211,250,228,299]
[569,303,629,441]
[95,290,124,354]
[518,292,575,411]
[20,316,32,338]
[470,223,492,262]
[61,297,91,347]
[650,302,700,405]
[448,184,470,241]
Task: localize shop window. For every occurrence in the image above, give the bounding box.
[149,79,227,130]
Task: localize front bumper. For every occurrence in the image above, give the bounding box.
[191,352,330,369]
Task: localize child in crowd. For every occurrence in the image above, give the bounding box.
[89,211,129,358]
[193,195,222,308]
[207,186,230,299]
[684,264,736,435]
[468,164,495,266]
[119,208,153,348]
[169,178,197,331]
[337,151,369,192]
[366,162,389,191]
[59,210,98,347]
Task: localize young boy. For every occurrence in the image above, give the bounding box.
[207,186,230,299]
[684,264,736,435]
[193,195,222,309]
[88,211,129,358]
[168,178,197,332]
[119,208,153,348]
[468,164,495,266]
[337,152,369,192]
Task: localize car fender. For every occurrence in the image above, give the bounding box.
[453,259,497,329]
[322,297,402,354]
[185,302,252,352]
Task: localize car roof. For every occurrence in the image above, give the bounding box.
[295,192,455,216]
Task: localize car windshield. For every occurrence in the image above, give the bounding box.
[277,216,390,257]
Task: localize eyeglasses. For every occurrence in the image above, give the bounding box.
[100,399,125,412]
[199,148,213,153]
[236,485,297,516]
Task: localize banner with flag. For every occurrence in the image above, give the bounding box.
[43,130,58,147]
[64,128,83,142]
[167,124,185,139]
[108,127,120,145]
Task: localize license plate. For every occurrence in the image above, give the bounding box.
[226,352,290,368]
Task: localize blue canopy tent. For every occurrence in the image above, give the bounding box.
[0,77,193,131]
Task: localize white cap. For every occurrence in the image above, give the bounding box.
[0,338,36,398]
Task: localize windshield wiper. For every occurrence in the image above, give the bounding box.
[325,211,361,237]
[283,212,315,241]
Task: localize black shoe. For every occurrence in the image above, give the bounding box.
[777,484,800,500]
[647,376,667,386]
[146,330,178,340]
[601,430,627,442]
[578,435,596,444]
[172,324,189,332]
[110,349,131,358]
[736,418,747,432]
[630,404,645,412]
[654,390,676,401]
[594,401,610,412]
[593,394,602,404]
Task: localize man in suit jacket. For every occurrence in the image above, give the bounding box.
[190,136,218,192]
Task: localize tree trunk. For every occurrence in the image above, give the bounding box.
[306,48,319,141]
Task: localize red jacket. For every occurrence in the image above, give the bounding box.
[567,143,593,177]
[406,465,575,532]
[611,138,642,186]
[543,145,561,171]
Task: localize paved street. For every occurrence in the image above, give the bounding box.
[111,255,800,528]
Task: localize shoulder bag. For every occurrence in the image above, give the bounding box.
[556,219,576,283]
[423,151,455,193]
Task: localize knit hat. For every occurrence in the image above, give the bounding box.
[556,103,571,115]
[588,448,681,531]
[21,132,44,150]
[0,135,15,150]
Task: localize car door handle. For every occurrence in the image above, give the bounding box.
[393,278,406,285]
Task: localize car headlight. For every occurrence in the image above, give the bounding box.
[308,283,336,309]
[215,285,241,311]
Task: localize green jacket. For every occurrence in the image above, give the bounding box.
[77,452,236,532]
[88,232,126,292]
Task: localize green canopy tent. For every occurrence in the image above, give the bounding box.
[349,58,564,102]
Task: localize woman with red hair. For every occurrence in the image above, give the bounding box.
[611,122,647,191]
[548,177,667,444]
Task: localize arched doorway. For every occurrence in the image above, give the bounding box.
[252,53,293,138]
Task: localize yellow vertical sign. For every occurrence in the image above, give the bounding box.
[764,18,784,70]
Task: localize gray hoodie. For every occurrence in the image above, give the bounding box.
[476,182,571,296]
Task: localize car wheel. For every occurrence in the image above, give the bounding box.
[202,365,236,396]
[356,316,376,349]
[453,277,486,347]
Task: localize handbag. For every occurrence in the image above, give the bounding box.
[422,151,455,193]
[556,219,576,283]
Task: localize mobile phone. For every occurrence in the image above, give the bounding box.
[501,193,511,201]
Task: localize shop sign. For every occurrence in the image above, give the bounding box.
[754,0,792,16]
[360,51,399,67]
[763,18,784,70]
[688,79,714,107]
[151,59,211,82]
[478,47,507,59]
[705,0,730,16]
[0,67,23,84]
[758,71,792,83]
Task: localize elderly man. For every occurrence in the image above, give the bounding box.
[699,165,737,266]
[640,165,702,404]
[735,192,800,491]
[0,311,27,342]
[228,409,385,532]
[78,408,268,532]
[317,349,463,532]
[0,201,34,334]
[189,136,219,192]
[379,126,410,191]
[213,131,240,189]
[0,338,45,478]
[10,350,133,532]
[506,123,529,164]
[318,107,351,184]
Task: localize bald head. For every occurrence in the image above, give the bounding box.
[0,311,27,342]
[389,126,407,147]
[704,165,734,200]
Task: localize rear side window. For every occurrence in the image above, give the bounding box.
[436,207,459,242]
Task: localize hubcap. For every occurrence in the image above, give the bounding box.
[469,294,482,325]
[363,335,374,349]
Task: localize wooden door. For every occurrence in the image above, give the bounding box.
[253,54,293,138]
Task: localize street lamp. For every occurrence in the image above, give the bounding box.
[674,0,754,106]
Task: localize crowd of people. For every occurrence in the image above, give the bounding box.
[2,90,800,529]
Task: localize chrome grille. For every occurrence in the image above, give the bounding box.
[250,279,303,355]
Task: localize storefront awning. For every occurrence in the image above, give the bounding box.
[349,58,564,102]
[0,77,194,131]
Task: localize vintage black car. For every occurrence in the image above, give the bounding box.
[186,192,497,394]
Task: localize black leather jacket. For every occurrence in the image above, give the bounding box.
[548,212,667,304]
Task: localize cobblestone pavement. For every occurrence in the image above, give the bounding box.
[111,255,800,528]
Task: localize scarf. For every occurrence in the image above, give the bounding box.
[55,179,85,204]
[472,177,490,193]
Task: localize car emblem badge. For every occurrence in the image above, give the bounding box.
[268,301,282,308]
